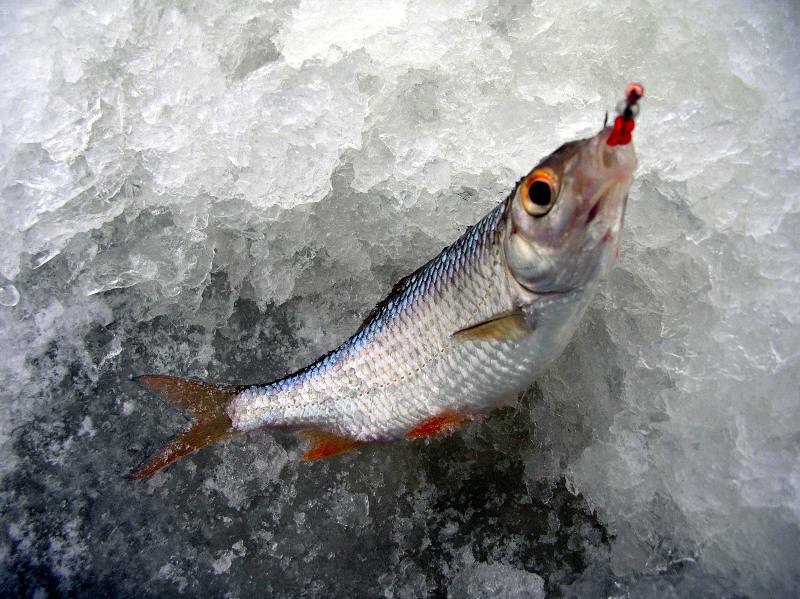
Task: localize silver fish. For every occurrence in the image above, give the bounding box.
[130,89,640,478]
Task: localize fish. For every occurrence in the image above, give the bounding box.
[129,87,641,479]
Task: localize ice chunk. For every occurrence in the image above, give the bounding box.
[449,563,545,599]
[0,281,19,307]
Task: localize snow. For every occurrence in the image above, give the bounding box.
[1,0,798,596]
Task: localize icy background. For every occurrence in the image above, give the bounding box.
[1,0,798,596]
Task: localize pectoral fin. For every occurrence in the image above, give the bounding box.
[452,308,532,342]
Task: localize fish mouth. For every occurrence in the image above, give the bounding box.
[574,134,635,227]
[593,128,637,179]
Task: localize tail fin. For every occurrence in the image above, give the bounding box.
[129,375,242,480]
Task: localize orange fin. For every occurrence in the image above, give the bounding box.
[299,430,363,460]
[129,375,241,480]
[406,412,471,438]
[453,307,532,342]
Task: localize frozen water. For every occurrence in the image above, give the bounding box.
[1,0,799,596]
[449,563,545,599]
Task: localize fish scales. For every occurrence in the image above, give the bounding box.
[230,203,520,440]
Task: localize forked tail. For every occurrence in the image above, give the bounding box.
[129,375,242,479]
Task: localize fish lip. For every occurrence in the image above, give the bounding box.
[592,128,636,178]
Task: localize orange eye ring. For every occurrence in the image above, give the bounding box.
[520,168,559,216]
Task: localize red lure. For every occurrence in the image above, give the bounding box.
[607,83,644,146]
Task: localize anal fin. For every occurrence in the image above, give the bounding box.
[406,412,471,438]
[299,430,364,460]
[452,307,532,342]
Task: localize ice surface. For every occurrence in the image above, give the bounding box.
[449,563,545,599]
[1,0,799,596]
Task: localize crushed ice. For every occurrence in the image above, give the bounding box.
[1,0,798,596]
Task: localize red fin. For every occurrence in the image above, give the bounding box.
[299,430,363,460]
[129,375,240,480]
[406,412,471,438]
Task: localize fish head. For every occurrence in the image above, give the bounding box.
[503,127,636,295]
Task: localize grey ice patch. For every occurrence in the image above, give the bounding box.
[448,563,545,599]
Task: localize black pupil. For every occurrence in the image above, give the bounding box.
[529,181,552,206]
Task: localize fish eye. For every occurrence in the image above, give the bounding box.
[529,181,551,206]
[520,169,559,216]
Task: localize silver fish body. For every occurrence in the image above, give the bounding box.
[130,113,639,478]
[228,127,636,442]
